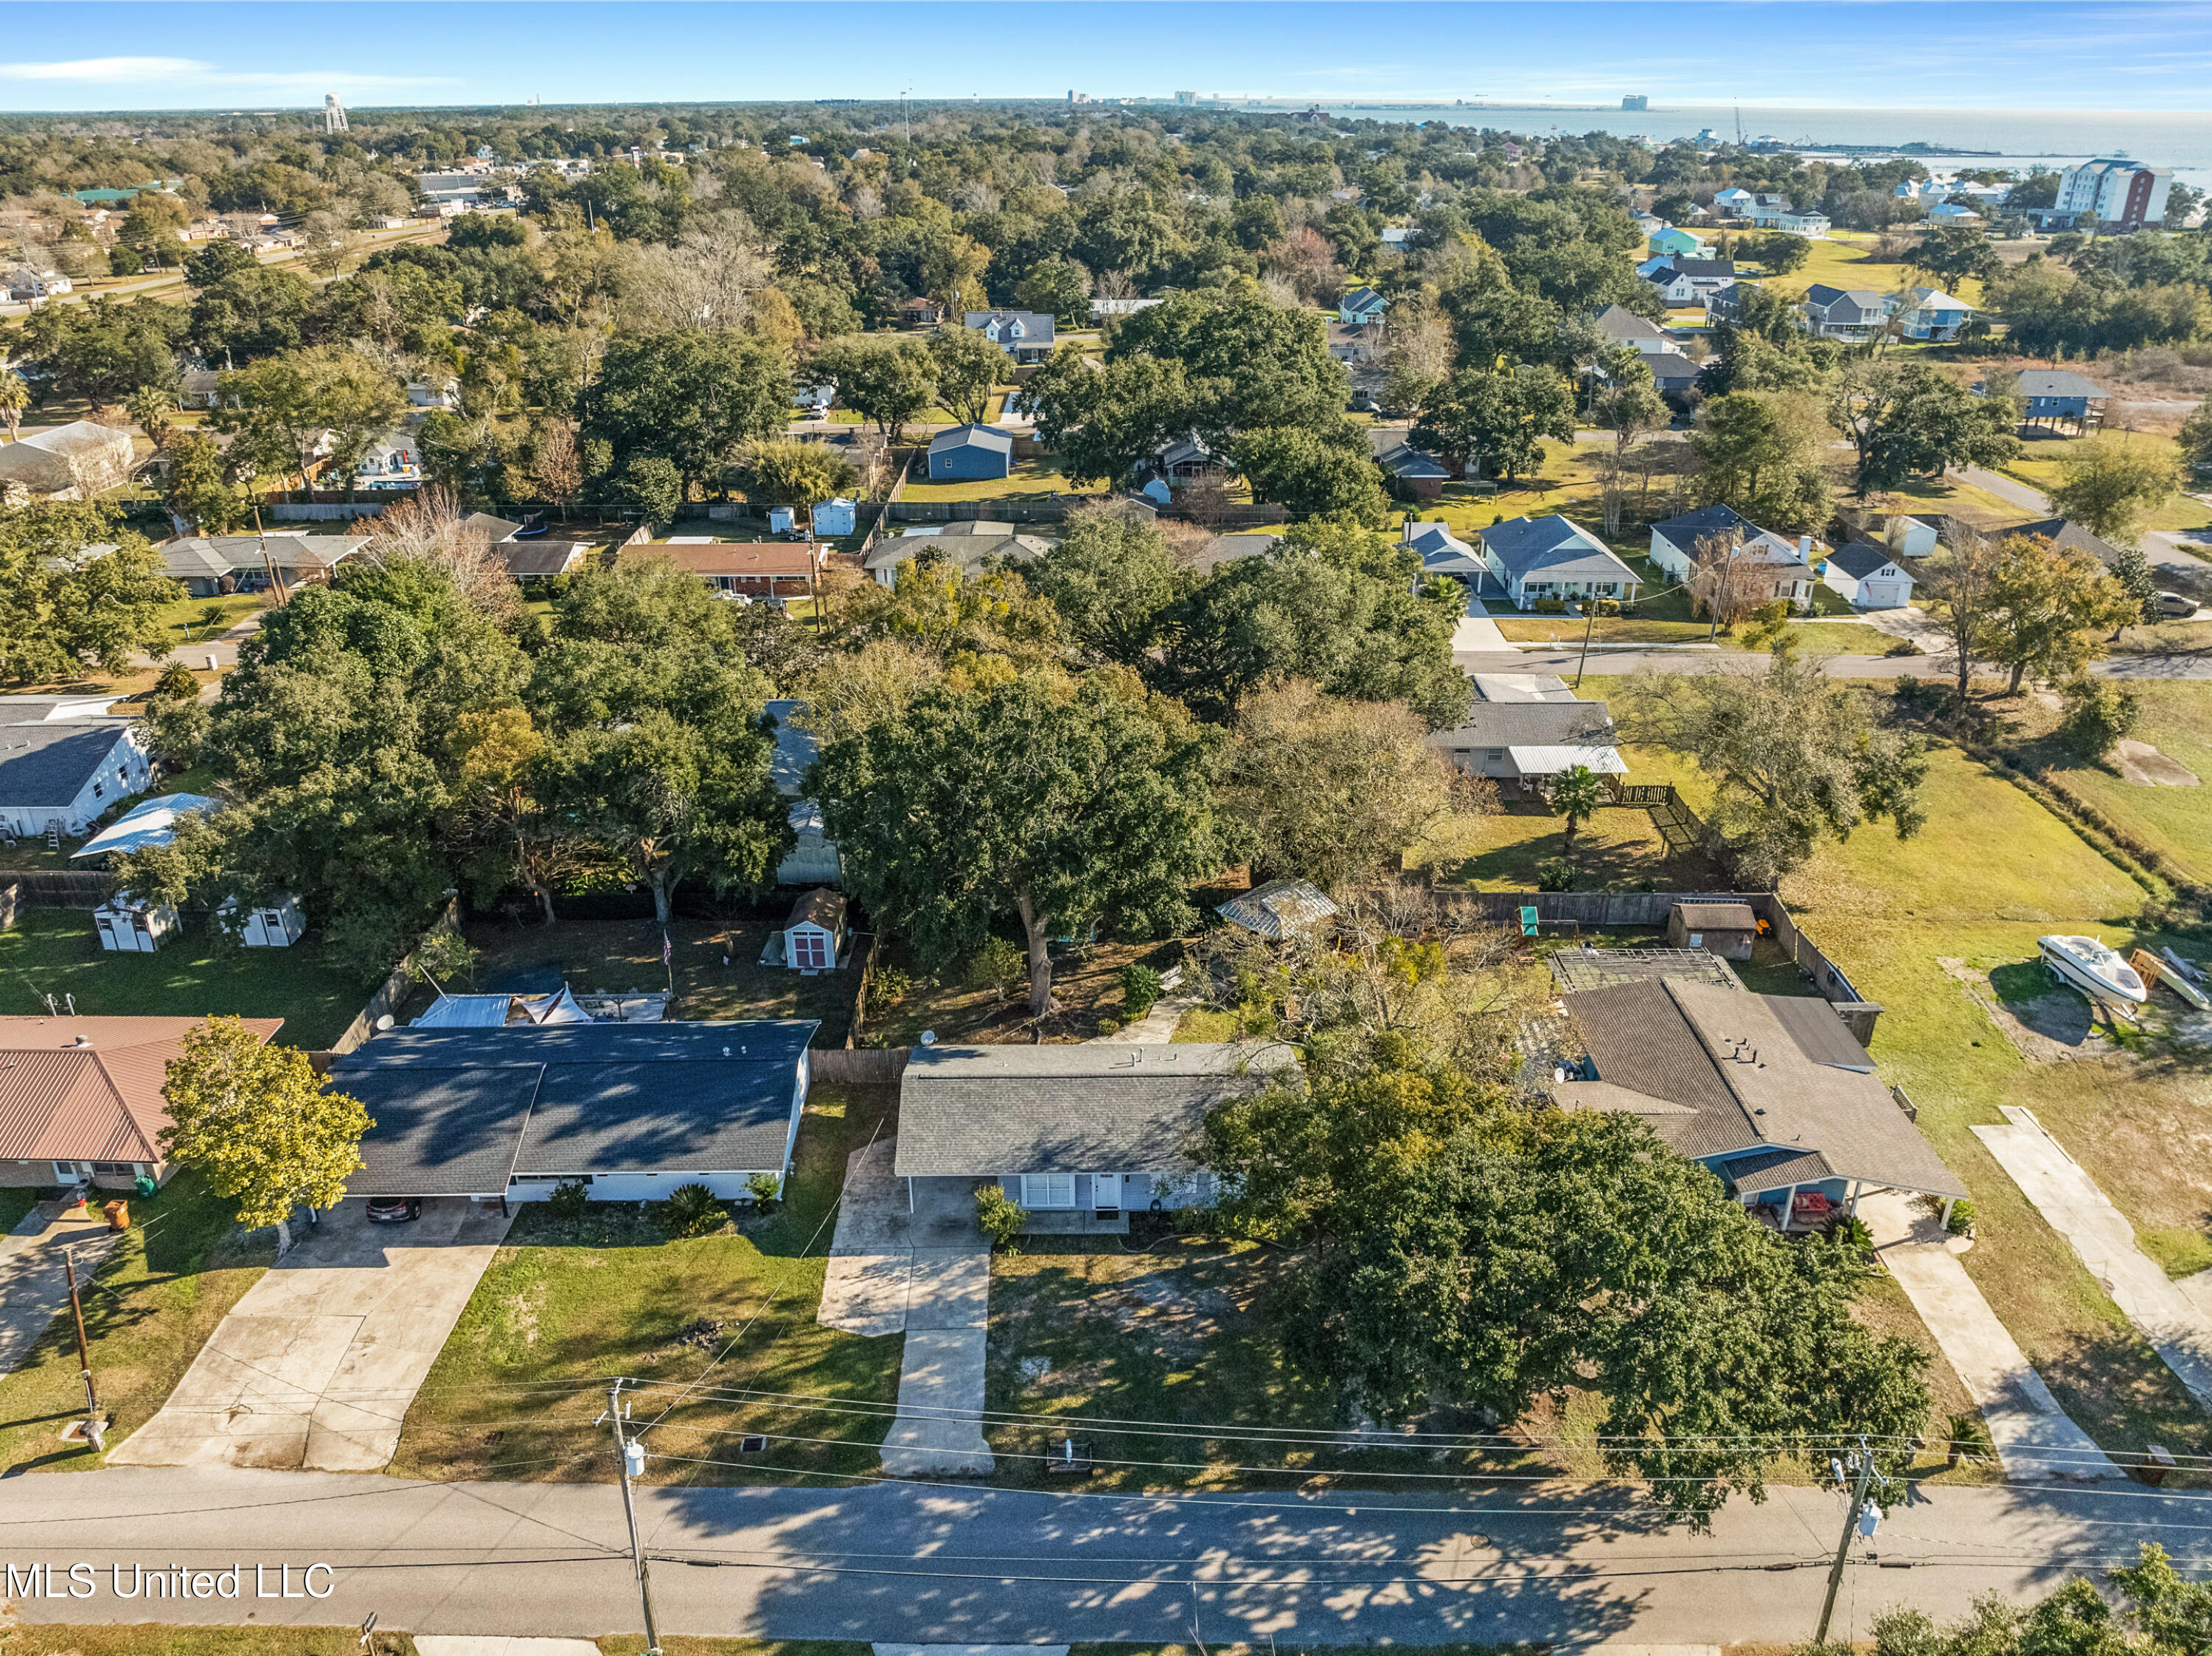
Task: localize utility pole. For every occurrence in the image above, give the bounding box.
[1815,1436,1876,1646]
[1574,594,1599,689]
[606,1382,664,1656]
[64,1246,102,1441]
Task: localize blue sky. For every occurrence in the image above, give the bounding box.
[3,3,2212,114]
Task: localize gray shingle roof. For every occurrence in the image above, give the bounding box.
[1826,540,1907,581]
[928,424,1015,459]
[2011,518,2122,568]
[1653,504,1806,565]
[332,1021,818,1195]
[1188,532,1281,574]
[1593,304,1668,344]
[1557,978,1964,1197]
[2015,370,2110,400]
[863,530,1053,575]
[1429,700,1617,751]
[1480,516,1639,585]
[894,1043,1293,1177]
[0,705,135,810]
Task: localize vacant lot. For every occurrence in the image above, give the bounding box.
[389,1085,901,1486]
[0,1169,274,1477]
[421,913,858,1045]
[0,905,366,1049]
[2003,431,2212,533]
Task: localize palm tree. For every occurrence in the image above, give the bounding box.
[1548,764,1608,849]
[0,367,28,445]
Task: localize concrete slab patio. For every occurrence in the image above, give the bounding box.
[1863,1191,2122,1483]
[1972,1106,2212,1413]
[108,1197,509,1472]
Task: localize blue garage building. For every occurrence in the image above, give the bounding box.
[928,424,1015,481]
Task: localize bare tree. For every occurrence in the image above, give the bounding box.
[532,419,583,521]
[1687,529,1767,638]
[619,210,773,333]
[365,485,520,627]
[1918,524,2003,703]
[1091,267,1136,302]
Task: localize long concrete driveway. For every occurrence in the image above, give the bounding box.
[1972,1107,2212,1414]
[1,1462,2204,1643]
[1862,1192,2121,1483]
[108,1197,509,1473]
[816,1137,993,1476]
[0,1197,123,1375]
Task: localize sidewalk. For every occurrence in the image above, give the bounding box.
[1972,1106,2212,1413]
[0,1199,124,1377]
[816,1137,993,1476]
[1863,1191,2121,1482]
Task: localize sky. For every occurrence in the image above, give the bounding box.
[3,2,2212,116]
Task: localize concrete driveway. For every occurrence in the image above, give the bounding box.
[109,1197,509,1473]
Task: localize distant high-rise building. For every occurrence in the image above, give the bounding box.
[1175,91,1196,105]
[324,94,347,133]
[1069,90,1091,103]
[1621,94,1649,111]
[2051,157,2173,232]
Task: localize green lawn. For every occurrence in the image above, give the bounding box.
[0,1168,276,1477]
[387,1085,902,1486]
[150,591,265,652]
[1436,798,1726,891]
[2003,432,2212,533]
[0,1185,41,1234]
[0,906,368,1049]
[899,456,1077,502]
[2027,680,2212,887]
[7,1631,419,1656]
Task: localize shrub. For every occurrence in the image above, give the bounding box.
[1535,857,1577,891]
[548,1177,590,1220]
[661,1182,726,1238]
[871,965,914,1003]
[964,936,1028,1001]
[1119,961,1164,1020]
[1825,1214,1874,1253]
[2057,676,2140,761]
[1946,1197,1977,1236]
[1946,1410,1996,1465]
[744,1171,782,1207]
[1531,597,1568,616]
[150,660,200,702]
[1094,1017,1121,1035]
[1885,636,1922,657]
[975,1184,1025,1249]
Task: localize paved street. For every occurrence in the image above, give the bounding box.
[0,1464,2202,1644]
[1455,647,2212,681]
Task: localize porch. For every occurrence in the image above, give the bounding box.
[1017,1209,1132,1236]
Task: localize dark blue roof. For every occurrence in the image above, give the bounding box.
[332,1021,818,1194]
[1654,504,1756,537]
[0,715,133,810]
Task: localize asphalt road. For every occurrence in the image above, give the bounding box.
[1951,464,2212,596]
[1,1465,2202,1645]
[1457,647,2212,680]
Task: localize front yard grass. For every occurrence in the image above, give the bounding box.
[0,1169,275,1477]
[2002,431,2212,532]
[899,456,1077,502]
[420,914,858,1046]
[387,1084,902,1486]
[6,1631,419,1656]
[1997,679,2212,887]
[0,905,367,1049]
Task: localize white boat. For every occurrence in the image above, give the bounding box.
[2037,935,2148,1009]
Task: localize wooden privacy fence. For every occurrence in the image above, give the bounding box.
[329,897,459,1056]
[0,869,116,909]
[809,1047,909,1085]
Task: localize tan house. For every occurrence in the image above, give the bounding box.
[0,422,136,503]
[0,1017,284,1190]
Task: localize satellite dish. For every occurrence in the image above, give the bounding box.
[919,1029,938,1047]
[375,1014,395,1031]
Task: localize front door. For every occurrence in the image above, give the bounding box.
[1091,1173,1121,1217]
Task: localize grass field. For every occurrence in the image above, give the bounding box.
[0,906,367,1050]
[1436,796,1727,891]
[0,1169,275,1476]
[2002,431,2212,533]
[900,456,1077,502]
[2023,680,2212,887]
[389,1085,902,1486]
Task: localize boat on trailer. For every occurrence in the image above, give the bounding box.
[2037,934,2148,1009]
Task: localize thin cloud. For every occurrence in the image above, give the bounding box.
[0,56,455,91]
[0,57,206,82]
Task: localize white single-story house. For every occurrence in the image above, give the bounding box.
[335,1020,819,1205]
[1822,540,1917,610]
[1478,515,1643,610]
[0,1015,283,1191]
[0,697,153,843]
[1593,303,1672,355]
[1649,504,1816,608]
[0,421,137,502]
[1427,697,1626,787]
[891,1042,1295,1234]
[781,888,846,975]
[1775,208,1830,237]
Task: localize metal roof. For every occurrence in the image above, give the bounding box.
[1430,700,1618,750]
[0,1016,282,1163]
[72,793,220,860]
[1216,878,1338,940]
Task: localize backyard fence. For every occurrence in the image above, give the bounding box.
[810,1047,909,1085]
[0,869,116,909]
[270,502,387,521]
[329,897,459,1057]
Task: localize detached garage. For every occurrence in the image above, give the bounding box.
[928,424,1014,481]
[332,1020,818,1204]
[1823,540,1916,611]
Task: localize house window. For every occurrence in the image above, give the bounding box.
[92,782,104,799]
[1020,1172,1076,1209]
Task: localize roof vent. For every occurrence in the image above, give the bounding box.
[722,1046,731,1057]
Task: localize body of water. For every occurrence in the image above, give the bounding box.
[1267,103,2212,191]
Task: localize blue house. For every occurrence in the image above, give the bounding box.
[1338,286,1388,325]
[2008,369,2110,432]
[1557,975,1966,1231]
[1647,226,1702,259]
[1477,515,1641,610]
[928,425,1015,481]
